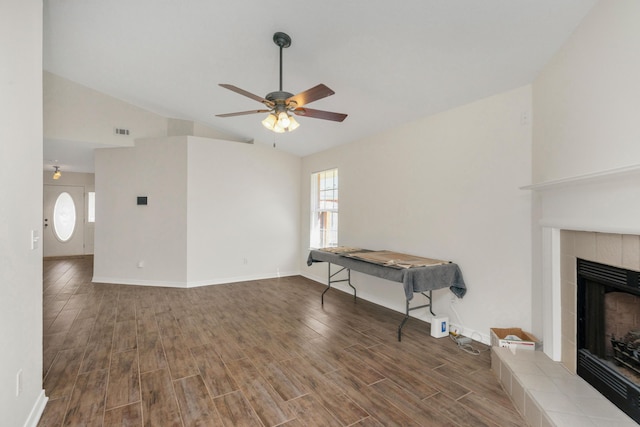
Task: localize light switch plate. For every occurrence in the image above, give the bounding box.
[31,230,39,250]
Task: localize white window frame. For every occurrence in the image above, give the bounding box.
[310,168,338,249]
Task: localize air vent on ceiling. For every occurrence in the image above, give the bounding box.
[114,128,130,136]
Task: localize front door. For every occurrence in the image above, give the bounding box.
[43,185,85,257]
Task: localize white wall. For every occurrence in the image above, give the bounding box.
[532,0,640,357]
[302,85,532,342]
[533,0,640,184]
[0,0,46,425]
[94,136,301,287]
[45,73,246,149]
[44,72,168,147]
[186,137,300,285]
[93,137,188,285]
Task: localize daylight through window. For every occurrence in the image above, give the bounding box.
[53,192,76,242]
[310,168,338,249]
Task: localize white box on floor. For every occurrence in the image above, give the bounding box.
[490,327,540,351]
[430,316,449,338]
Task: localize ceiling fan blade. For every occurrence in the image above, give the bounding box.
[219,84,274,107]
[286,84,335,108]
[216,109,271,118]
[293,107,347,122]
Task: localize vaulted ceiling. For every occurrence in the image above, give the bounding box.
[44,0,597,165]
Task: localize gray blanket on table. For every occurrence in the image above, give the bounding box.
[307,250,467,301]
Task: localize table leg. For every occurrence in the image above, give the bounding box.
[322,263,357,304]
[321,263,332,305]
[346,268,356,302]
[398,301,410,341]
[397,290,434,341]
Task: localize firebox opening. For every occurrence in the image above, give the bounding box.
[576,259,640,423]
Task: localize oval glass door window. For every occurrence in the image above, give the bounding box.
[53,191,76,242]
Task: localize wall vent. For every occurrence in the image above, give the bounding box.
[114,128,130,136]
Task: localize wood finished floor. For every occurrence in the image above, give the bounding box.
[39,257,525,427]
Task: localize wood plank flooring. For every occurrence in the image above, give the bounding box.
[39,257,525,426]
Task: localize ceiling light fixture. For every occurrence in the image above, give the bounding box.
[53,166,62,180]
[216,32,347,133]
[261,109,300,133]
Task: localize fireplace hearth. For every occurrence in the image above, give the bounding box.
[577,259,640,423]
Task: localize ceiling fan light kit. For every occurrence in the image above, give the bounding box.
[262,111,299,133]
[216,32,347,134]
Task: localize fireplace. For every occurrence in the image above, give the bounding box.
[531,166,640,423]
[576,258,640,423]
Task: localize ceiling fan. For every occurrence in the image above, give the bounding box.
[216,32,347,133]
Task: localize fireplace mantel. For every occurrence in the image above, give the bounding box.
[521,163,640,192]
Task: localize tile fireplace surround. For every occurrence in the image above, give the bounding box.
[492,231,638,426]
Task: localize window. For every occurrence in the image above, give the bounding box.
[53,192,76,242]
[310,168,338,248]
[87,192,96,223]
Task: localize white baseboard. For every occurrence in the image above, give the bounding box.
[301,273,492,344]
[92,270,300,288]
[447,322,490,345]
[302,271,432,318]
[301,272,326,286]
[92,276,189,287]
[186,271,299,287]
[24,390,48,427]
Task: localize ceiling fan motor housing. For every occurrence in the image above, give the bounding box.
[266,91,296,112]
[266,91,294,102]
[273,32,291,48]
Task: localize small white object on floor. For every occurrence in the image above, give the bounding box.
[430,316,449,338]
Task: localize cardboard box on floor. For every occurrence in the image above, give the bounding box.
[490,328,540,351]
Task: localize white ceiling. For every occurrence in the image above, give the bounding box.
[43,0,597,171]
